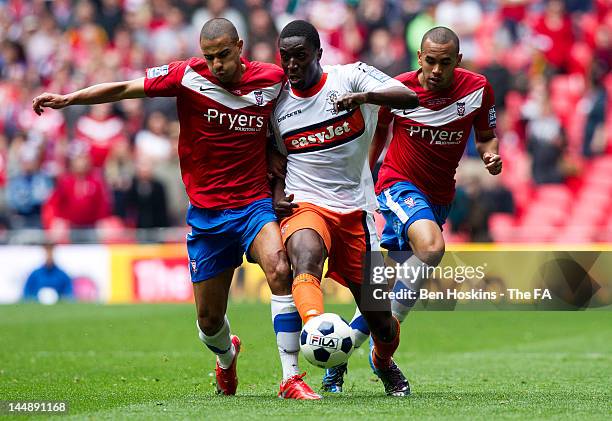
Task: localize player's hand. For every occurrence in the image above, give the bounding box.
[274,193,297,218]
[32,93,70,115]
[483,152,502,175]
[267,148,287,179]
[334,92,367,113]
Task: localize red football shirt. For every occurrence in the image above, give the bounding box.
[376,68,496,205]
[144,57,284,209]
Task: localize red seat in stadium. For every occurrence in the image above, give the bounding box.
[535,184,573,206]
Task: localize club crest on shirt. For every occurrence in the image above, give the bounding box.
[404,197,415,208]
[254,90,264,106]
[456,102,466,116]
[190,259,197,272]
[325,90,339,114]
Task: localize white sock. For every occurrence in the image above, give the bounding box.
[391,254,430,322]
[271,294,301,380]
[197,316,236,369]
[349,307,370,348]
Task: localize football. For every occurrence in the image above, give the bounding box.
[300,313,355,369]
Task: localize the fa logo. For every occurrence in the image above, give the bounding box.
[404,197,415,208]
[281,224,288,235]
[190,260,197,272]
[456,102,466,116]
[254,90,264,106]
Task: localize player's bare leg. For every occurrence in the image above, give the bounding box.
[249,222,321,400]
[285,228,327,323]
[386,219,446,322]
[346,280,410,396]
[193,269,241,395]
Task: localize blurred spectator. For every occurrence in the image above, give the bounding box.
[481,45,512,112]
[524,96,569,184]
[155,123,189,226]
[105,140,135,219]
[135,111,172,163]
[532,0,574,74]
[499,0,530,43]
[96,0,124,39]
[582,66,608,157]
[362,28,404,77]
[126,158,169,230]
[246,7,278,56]
[74,103,128,168]
[192,0,248,43]
[435,0,482,63]
[45,152,111,231]
[5,147,53,228]
[23,243,73,302]
[405,1,436,70]
[149,6,195,62]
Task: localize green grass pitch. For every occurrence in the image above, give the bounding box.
[1,303,610,420]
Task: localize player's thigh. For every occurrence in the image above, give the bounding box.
[193,268,234,333]
[248,221,291,294]
[406,218,445,266]
[281,204,331,278]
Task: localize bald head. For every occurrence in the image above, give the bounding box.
[421,26,460,56]
[200,18,239,42]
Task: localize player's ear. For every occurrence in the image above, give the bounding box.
[316,48,322,61]
[417,50,422,67]
[456,53,462,66]
[237,39,244,53]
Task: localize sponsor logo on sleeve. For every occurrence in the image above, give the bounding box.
[488,106,497,127]
[146,65,169,79]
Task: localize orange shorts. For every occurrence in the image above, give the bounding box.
[280,202,379,286]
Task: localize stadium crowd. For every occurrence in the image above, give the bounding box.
[0,0,610,243]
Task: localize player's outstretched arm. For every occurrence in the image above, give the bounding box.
[32,78,146,115]
[334,86,418,113]
[476,129,502,175]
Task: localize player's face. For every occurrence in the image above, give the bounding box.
[201,35,244,84]
[418,39,462,91]
[279,36,322,90]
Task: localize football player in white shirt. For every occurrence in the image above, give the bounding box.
[271,20,418,396]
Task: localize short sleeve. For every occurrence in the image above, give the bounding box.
[348,62,404,94]
[474,81,497,131]
[143,61,187,98]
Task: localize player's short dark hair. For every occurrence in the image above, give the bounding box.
[279,20,320,51]
[421,26,460,55]
[200,18,239,42]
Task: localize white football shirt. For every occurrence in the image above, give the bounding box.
[272,62,404,213]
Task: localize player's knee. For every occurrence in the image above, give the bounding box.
[265,252,292,294]
[415,238,445,267]
[197,313,224,336]
[369,316,395,343]
[292,245,325,276]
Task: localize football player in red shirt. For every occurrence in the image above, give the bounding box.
[33,18,319,400]
[324,26,503,392]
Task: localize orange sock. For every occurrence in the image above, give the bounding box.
[372,317,400,369]
[292,273,324,323]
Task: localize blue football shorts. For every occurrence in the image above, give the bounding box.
[186,198,277,282]
[377,181,451,251]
